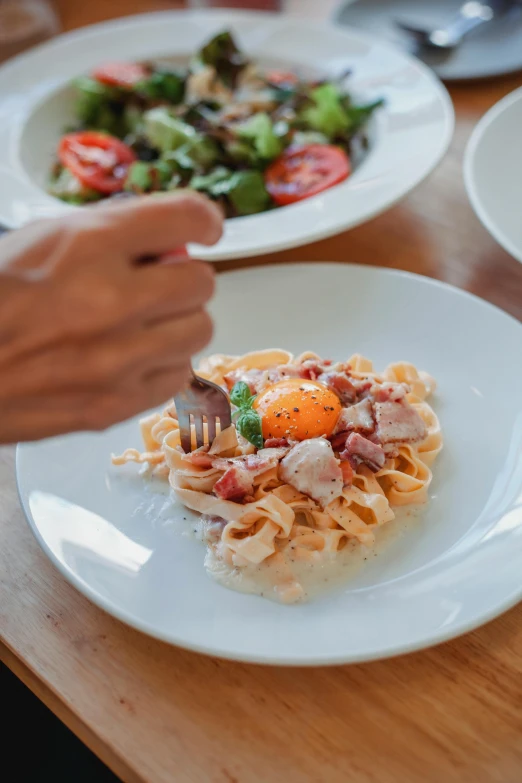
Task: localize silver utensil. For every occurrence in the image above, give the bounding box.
[395,1,515,50]
[174,368,232,453]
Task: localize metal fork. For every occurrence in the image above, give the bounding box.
[395,0,517,50]
[174,368,232,453]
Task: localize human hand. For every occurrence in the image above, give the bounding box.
[0,192,222,443]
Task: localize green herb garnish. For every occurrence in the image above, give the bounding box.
[230,381,263,449]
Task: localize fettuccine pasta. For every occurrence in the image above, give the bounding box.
[113,350,442,603]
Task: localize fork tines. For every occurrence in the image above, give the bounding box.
[174,374,232,454]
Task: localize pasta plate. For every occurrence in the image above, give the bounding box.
[17,264,522,664]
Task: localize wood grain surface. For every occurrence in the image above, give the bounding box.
[1,2,522,783]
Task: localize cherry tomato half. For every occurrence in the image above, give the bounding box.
[58,132,136,194]
[264,144,351,206]
[92,62,148,88]
[265,69,299,88]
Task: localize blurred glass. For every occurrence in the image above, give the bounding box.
[0,0,60,63]
[187,1,282,9]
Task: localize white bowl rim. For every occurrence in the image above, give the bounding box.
[16,262,522,666]
[0,8,455,261]
[464,85,522,265]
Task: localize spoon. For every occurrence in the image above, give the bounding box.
[395,1,516,50]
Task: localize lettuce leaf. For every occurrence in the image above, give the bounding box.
[190,168,271,215]
[143,107,197,152]
[49,166,103,204]
[167,135,219,170]
[236,113,282,161]
[300,83,350,139]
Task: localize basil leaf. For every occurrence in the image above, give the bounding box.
[230,381,253,409]
[236,410,264,449]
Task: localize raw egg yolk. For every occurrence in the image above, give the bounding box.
[253,379,341,441]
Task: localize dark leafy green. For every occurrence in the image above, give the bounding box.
[343,98,385,132]
[136,69,185,104]
[74,76,127,136]
[198,31,248,87]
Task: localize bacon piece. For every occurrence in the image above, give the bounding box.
[318,372,357,405]
[351,378,373,398]
[224,368,265,394]
[333,398,375,435]
[329,432,349,451]
[212,448,288,476]
[212,448,288,501]
[300,359,327,380]
[213,465,254,500]
[370,382,409,403]
[280,438,343,509]
[183,445,214,468]
[263,437,289,448]
[341,460,354,487]
[185,452,214,468]
[374,400,427,444]
[266,364,304,384]
[340,432,386,472]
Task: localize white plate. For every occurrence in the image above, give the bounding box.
[0,9,453,261]
[17,264,522,665]
[464,87,522,265]
[336,0,522,82]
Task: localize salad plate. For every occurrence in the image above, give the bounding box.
[0,9,453,260]
[17,264,522,665]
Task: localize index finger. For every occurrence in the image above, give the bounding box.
[95,191,224,257]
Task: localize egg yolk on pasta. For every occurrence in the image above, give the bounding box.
[253,379,341,441]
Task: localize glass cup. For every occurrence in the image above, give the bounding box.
[0,0,60,63]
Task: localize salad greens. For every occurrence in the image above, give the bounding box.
[50,30,383,217]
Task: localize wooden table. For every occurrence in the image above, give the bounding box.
[2,2,522,782]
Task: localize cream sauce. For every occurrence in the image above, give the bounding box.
[193,506,423,604]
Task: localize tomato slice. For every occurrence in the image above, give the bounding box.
[58,132,136,194]
[264,145,351,206]
[266,69,299,88]
[92,62,148,88]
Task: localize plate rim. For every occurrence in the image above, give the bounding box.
[15,263,522,665]
[464,85,522,265]
[0,8,455,261]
